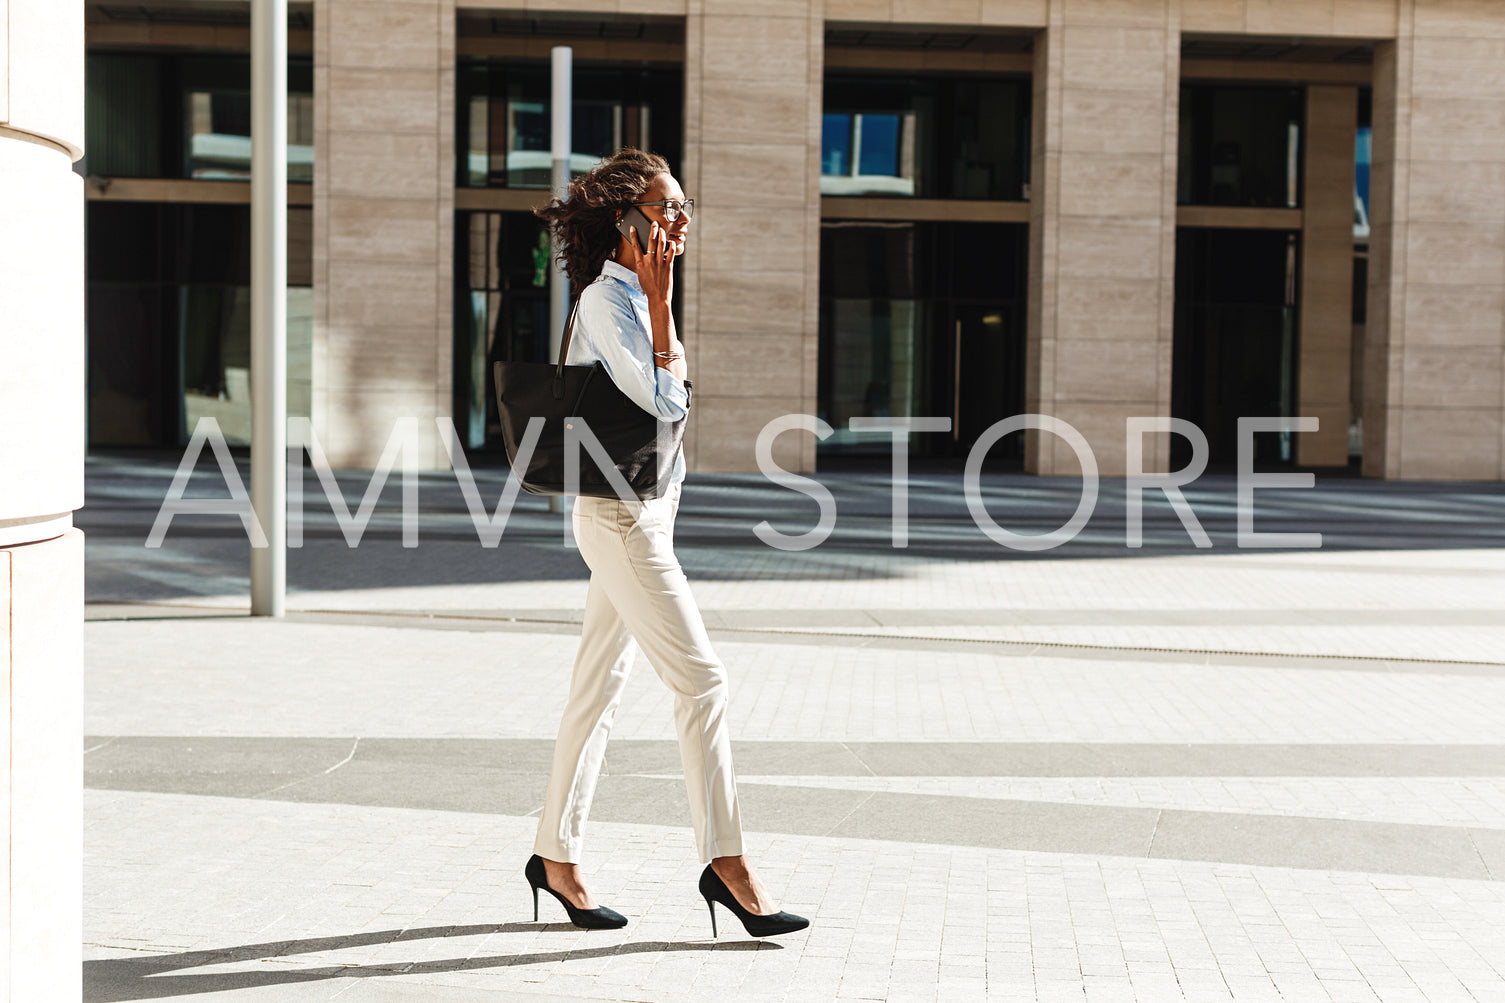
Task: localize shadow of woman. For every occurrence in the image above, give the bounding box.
[84,922,777,1001]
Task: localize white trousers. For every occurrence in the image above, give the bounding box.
[533,487,744,865]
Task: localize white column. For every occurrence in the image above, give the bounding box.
[549,45,572,365]
[251,0,289,616]
[0,0,86,995]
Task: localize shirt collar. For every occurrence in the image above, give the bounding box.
[601,258,643,294]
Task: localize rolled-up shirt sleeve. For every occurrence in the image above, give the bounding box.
[574,283,690,422]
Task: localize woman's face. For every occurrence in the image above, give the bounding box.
[636,173,691,256]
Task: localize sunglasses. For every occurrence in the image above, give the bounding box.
[632,198,696,222]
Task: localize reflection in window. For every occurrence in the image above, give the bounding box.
[818,221,1028,458]
[1172,228,1299,467]
[182,55,314,182]
[1354,125,1371,239]
[1178,85,1304,208]
[185,90,314,182]
[822,113,914,196]
[822,75,1029,200]
[85,53,165,177]
[85,203,313,447]
[458,62,682,189]
[822,114,851,176]
[453,208,685,451]
[83,52,314,181]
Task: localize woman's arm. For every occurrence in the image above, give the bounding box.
[575,285,689,422]
[624,221,687,384]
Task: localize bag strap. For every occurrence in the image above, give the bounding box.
[552,293,584,399]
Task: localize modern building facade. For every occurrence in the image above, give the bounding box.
[82,0,1505,480]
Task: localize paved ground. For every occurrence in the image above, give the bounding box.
[80,452,1505,1001]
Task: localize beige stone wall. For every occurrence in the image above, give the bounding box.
[1182,0,1397,37]
[681,1,825,473]
[0,0,86,994]
[1026,0,1181,476]
[313,0,456,469]
[1297,85,1358,467]
[825,0,1047,26]
[1365,0,1505,479]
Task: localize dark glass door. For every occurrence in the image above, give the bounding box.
[940,223,1027,460]
[1172,227,1299,468]
[453,211,551,450]
[946,303,1025,459]
[87,201,312,448]
[818,221,1026,460]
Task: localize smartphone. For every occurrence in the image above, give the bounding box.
[616,205,654,253]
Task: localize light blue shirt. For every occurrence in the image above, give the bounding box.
[567,258,689,488]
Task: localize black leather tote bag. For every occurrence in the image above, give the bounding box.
[493,297,689,499]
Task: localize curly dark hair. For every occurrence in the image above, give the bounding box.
[534,148,672,292]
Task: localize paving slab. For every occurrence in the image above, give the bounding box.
[79,458,1505,1000]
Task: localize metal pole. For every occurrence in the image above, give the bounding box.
[549,46,572,365]
[250,0,287,616]
[547,47,572,517]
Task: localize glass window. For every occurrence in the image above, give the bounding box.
[822,113,853,176]
[821,75,1029,200]
[82,52,313,182]
[857,113,901,177]
[452,211,552,448]
[818,221,1028,459]
[457,62,683,189]
[182,55,315,182]
[86,202,313,447]
[87,203,173,445]
[1172,227,1299,467]
[1178,84,1304,208]
[1353,124,1371,238]
[85,53,166,178]
[1355,88,1372,241]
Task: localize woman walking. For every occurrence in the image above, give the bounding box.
[524,148,808,940]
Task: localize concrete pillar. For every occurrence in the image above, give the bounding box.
[0,0,86,997]
[1365,0,1505,479]
[1297,85,1358,468]
[681,0,824,473]
[312,0,455,468]
[1026,0,1180,476]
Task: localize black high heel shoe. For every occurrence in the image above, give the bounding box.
[525,854,628,930]
[699,865,809,938]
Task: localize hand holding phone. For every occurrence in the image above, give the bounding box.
[617,204,676,312]
[614,203,682,377]
[616,206,653,253]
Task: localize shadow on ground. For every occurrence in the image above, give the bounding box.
[84,924,773,1001]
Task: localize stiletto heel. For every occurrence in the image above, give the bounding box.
[698,865,809,938]
[525,854,628,930]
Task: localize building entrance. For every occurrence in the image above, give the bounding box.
[817,221,1026,462]
[1172,227,1299,469]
